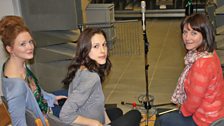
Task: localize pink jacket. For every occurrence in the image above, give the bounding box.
[181,52,224,126]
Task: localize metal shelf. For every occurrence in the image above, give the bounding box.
[115,9,205,18]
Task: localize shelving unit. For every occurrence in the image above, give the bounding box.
[91,0,207,18]
[86,4,116,49]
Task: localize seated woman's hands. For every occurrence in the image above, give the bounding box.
[90,120,103,126]
[54,96,67,106]
[74,116,103,126]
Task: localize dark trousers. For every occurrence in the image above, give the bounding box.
[154,110,196,126]
[51,89,68,117]
[52,89,142,126]
[106,108,142,126]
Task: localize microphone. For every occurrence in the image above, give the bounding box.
[141,0,146,31]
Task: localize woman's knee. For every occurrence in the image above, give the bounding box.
[126,109,142,120]
[106,107,123,121]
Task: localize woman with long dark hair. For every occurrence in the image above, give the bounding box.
[60,27,141,126]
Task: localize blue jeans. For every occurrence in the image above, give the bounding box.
[154,110,197,126]
[51,89,68,117]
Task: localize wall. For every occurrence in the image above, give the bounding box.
[0,0,21,100]
[0,0,21,18]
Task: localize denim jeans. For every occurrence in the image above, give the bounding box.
[51,89,68,117]
[154,110,197,126]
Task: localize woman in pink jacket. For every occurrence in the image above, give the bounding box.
[155,13,224,126]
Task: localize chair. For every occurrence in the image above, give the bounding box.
[1,96,48,126]
[26,106,77,126]
[47,113,75,126]
[25,109,49,126]
[26,110,77,126]
[210,118,224,126]
[0,96,11,126]
[25,108,77,126]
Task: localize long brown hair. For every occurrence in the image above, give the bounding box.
[63,27,112,87]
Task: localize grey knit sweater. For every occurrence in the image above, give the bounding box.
[59,69,105,125]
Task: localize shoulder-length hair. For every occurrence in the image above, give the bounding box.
[180,13,215,52]
[63,27,112,87]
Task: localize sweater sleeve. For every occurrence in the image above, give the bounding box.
[181,58,214,116]
[59,72,99,124]
[41,89,56,107]
[4,80,28,126]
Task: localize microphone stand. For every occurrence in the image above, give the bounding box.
[140,1,175,125]
[141,1,151,126]
[121,1,175,125]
